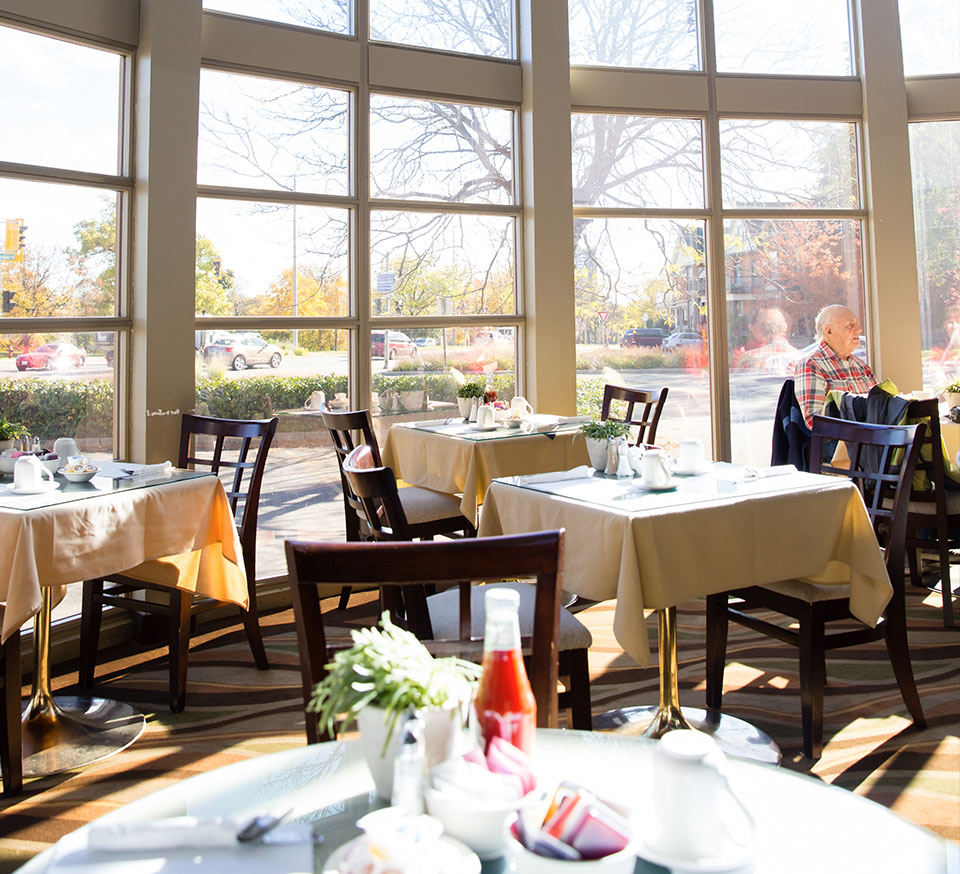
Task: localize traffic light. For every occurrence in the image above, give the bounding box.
[1,290,14,313]
[213,259,221,278]
[15,223,26,263]
[2,220,16,258]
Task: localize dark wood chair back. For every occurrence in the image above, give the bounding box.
[341,443,414,541]
[601,384,668,445]
[179,413,278,583]
[286,530,565,743]
[320,408,382,541]
[810,414,921,580]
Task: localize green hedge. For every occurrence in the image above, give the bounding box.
[2,371,592,439]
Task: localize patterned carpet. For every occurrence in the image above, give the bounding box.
[0,586,957,870]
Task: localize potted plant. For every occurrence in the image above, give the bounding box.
[457,380,486,418]
[579,419,632,471]
[942,378,960,410]
[308,612,479,799]
[0,416,25,452]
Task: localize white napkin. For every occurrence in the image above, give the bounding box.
[517,465,594,485]
[87,817,240,851]
[712,463,798,482]
[556,415,591,425]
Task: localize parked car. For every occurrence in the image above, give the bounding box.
[621,328,666,348]
[663,330,704,350]
[16,341,87,371]
[371,330,417,359]
[202,333,282,370]
[414,337,437,347]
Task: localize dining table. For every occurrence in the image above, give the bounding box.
[477,462,892,760]
[15,729,954,874]
[380,414,590,526]
[0,462,249,777]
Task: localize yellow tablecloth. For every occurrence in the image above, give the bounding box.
[478,471,890,666]
[382,423,589,526]
[0,475,247,643]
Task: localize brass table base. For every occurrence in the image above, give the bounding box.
[22,695,145,778]
[591,606,781,766]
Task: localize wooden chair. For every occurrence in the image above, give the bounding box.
[898,398,956,627]
[705,415,926,758]
[601,384,668,446]
[341,444,593,730]
[0,614,22,797]
[79,414,278,713]
[286,530,567,743]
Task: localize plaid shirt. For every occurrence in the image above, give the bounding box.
[793,341,876,428]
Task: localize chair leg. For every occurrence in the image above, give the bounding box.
[1,632,22,797]
[798,605,826,759]
[935,541,955,628]
[883,608,926,729]
[169,591,193,713]
[240,603,269,672]
[337,587,352,611]
[906,544,924,589]
[705,594,728,711]
[78,579,104,689]
[563,649,592,730]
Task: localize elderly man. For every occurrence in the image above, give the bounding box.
[793,304,876,428]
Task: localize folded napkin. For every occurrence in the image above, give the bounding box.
[517,465,594,485]
[87,817,240,851]
[712,463,798,482]
[414,419,462,429]
[556,415,590,425]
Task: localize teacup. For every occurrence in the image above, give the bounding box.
[648,731,754,862]
[510,396,534,416]
[678,438,705,471]
[477,404,496,428]
[14,454,54,491]
[641,449,671,488]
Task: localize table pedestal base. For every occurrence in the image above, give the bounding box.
[22,695,145,777]
[592,706,781,765]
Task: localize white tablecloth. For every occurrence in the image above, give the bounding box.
[478,470,891,665]
[0,475,247,642]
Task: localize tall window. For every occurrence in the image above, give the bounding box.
[899,0,960,77]
[910,121,960,395]
[201,0,352,35]
[370,0,514,58]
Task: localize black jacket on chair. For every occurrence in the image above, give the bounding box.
[771,379,812,471]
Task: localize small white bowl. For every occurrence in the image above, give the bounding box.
[59,467,99,483]
[41,457,61,475]
[503,833,637,874]
[425,786,528,860]
[0,455,16,475]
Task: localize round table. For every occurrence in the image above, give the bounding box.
[18,730,953,874]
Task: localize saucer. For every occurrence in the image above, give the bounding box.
[323,834,480,874]
[672,461,712,476]
[9,481,61,495]
[635,476,677,492]
[470,422,500,431]
[636,837,752,873]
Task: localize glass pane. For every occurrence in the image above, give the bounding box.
[199,70,350,196]
[573,218,711,454]
[719,120,860,210]
[202,0,351,35]
[370,0,512,59]
[910,121,960,394]
[370,96,515,205]
[724,218,865,464]
[572,115,704,209]
[714,0,853,76]
[195,199,349,317]
[196,329,350,577]
[0,26,122,175]
[568,0,699,71]
[1,179,119,319]
[900,0,960,76]
[368,325,517,431]
[370,212,516,317]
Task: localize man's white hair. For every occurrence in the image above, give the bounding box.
[815,305,849,340]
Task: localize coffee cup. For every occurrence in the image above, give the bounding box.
[678,438,705,471]
[14,454,53,491]
[510,396,534,416]
[54,437,80,460]
[476,404,496,428]
[649,731,754,862]
[641,449,671,488]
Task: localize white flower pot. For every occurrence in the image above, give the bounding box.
[400,390,425,411]
[357,704,462,799]
[585,436,609,471]
[946,392,960,409]
[457,397,474,418]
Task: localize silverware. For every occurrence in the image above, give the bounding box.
[235,807,292,842]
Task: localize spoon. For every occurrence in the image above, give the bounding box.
[236,807,293,842]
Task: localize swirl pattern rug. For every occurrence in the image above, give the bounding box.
[0,586,956,869]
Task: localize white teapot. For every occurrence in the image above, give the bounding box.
[510,396,533,416]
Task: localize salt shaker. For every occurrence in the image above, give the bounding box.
[616,436,633,478]
[469,396,479,423]
[604,437,619,476]
[391,711,425,815]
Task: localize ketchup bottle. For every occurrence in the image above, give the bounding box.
[474,588,536,756]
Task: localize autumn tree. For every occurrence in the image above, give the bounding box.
[68,200,117,316]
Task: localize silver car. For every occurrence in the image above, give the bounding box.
[202,333,282,371]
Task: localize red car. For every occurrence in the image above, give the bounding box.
[371,330,417,360]
[16,342,87,371]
